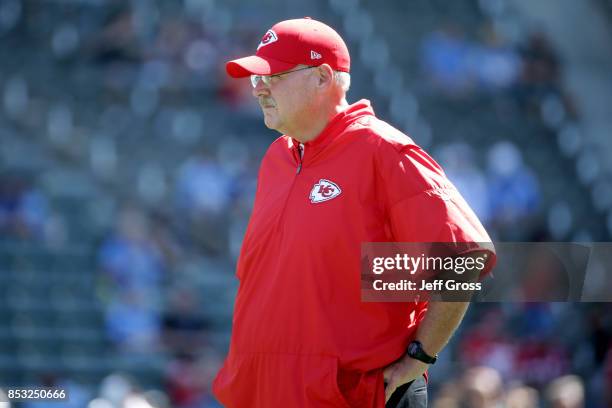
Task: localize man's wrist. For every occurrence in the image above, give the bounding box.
[406,340,438,364]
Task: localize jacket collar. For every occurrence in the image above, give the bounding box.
[286,99,375,154]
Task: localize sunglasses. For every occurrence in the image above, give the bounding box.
[250,66,316,88]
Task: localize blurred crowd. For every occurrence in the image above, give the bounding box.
[432,368,585,408]
[1,0,611,406]
[433,303,612,406]
[435,140,540,239]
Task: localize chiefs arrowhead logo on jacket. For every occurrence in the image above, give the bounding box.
[309,179,341,203]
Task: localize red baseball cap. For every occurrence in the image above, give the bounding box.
[226,17,350,78]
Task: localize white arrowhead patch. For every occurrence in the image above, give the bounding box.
[257,30,278,50]
[309,179,341,203]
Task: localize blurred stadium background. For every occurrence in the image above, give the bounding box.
[1,0,611,406]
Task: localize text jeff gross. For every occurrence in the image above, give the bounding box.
[372,279,482,291]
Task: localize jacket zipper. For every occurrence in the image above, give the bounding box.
[276,143,304,234]
[296,143,304,174]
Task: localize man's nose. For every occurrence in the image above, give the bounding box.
[252,81,270,98]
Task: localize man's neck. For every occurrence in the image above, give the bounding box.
[288,99,349,143]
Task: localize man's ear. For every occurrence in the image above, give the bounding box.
[316,64,334,89]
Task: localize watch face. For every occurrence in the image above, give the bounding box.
[408,341,436,364]
[408,343,418,356]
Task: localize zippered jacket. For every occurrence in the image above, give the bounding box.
[213,99,496,407]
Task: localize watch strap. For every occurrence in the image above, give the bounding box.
[406,340,438,364]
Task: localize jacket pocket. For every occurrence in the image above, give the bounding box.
[337,363,386,408]
[214,353,375,407]
[304,355,352,408]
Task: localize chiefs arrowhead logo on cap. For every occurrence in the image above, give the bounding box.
[257,30,278,50]
[309,179,342,203]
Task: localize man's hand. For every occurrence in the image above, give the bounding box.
[382,302,471,403]
[383,354,428,403]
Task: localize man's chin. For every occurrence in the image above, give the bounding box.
[262,115,279,131]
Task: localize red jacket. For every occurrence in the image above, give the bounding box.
[213,100,494,407]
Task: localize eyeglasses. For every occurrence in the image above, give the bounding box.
[250,66,315,88]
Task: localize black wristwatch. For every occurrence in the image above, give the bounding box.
[406,341,437,364]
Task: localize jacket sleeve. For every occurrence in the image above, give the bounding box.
[376,141,496,276]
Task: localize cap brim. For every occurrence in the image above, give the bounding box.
[226,55,298,78]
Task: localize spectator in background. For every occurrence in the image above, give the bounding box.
[504,385,539,408]
[588,309,612,366]
[516,32,561,110]
[148,212,183,272]
[217,73,258,112]
[471,24,521,92]
[459,305,570,387]
[176,149,232,216]
[435,143,491,225]
[430,382,461,408]
[98,206,165,294]
[98,206,166,349]
[459,308,514,379]
[90,9,141,64]
[460,366,504,408]
[105,288,161,351]
[421,23,521,97]
[216,139,259,260]
[165,351,222,408]
[94,372,139,407]
[513,338,569,388]
[175,149,232,254]
[0,174,49,240]
[486,141,540,237]
[88,372,171,408]
[420,25,474,96]
[545,375,584,408]
[161,286,210,356]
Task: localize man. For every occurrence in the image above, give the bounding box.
[213,17,495,407]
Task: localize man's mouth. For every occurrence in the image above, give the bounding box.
[259,99,276,109]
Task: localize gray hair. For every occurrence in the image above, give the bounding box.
[298,64,351,92]
[334,71,351,92]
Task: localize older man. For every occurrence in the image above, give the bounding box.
[213,17,495,407]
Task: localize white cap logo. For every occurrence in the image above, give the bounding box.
[257,30,278,50]
[310,50,322,60]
